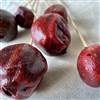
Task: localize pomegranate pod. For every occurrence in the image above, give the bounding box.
[0,9,18,41]
[0,44,48,99]
[15,6,34,28]
[31,13,71,55]
[77,45,100,87]
[44,4,68,23]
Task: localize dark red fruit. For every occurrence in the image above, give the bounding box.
[44,4,68,23]
[15,6,34,28]
[77,45,100,87]
[31,13,71,55]
[0,44,48,99]
[0,9,18,41]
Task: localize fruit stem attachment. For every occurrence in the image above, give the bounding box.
[57,0,88,47]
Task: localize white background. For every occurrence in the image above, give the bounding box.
[0,0,100,100]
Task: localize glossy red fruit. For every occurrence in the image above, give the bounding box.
[44,4,68,23]
[77,45,100,87]
[0,44,48,99]
[15,6,34,28]
[0,9,18,41]
[31,13,71,55]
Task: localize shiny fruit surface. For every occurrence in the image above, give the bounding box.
[0,9,18,41]
[15,6,34,28]
[31,13,71,55]
[77,45,100,87]
[44,4,68,23]
[0,44,48,99]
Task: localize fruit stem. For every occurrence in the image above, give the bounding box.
[44,1,49,7]
[25,0,33,7]
[31,0,39,18]
[30,38,33,45]
[31,0,37,11]
[67,10,88,47]
[57,0,88,47]
[34,0,39,14]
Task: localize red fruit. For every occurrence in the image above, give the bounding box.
[77,45,100,87]
[0,9,18,41]
[15,6,34,28]
[44,4,68,23]
[31,13,71,55]
[0,44,48,99]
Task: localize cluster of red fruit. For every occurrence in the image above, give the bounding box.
[0,4,100,99]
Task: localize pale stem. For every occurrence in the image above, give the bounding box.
[24,0,33,7]
[67,9,88,47]
[59,0,88,47]
[31,0,37,11]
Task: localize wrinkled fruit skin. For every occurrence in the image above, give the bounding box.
[0,9,18,41]
[0,44,48,99]
[77,45,100,87]
[15,6,34,28]
[31,13,71,55]
[44,4,68,23]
